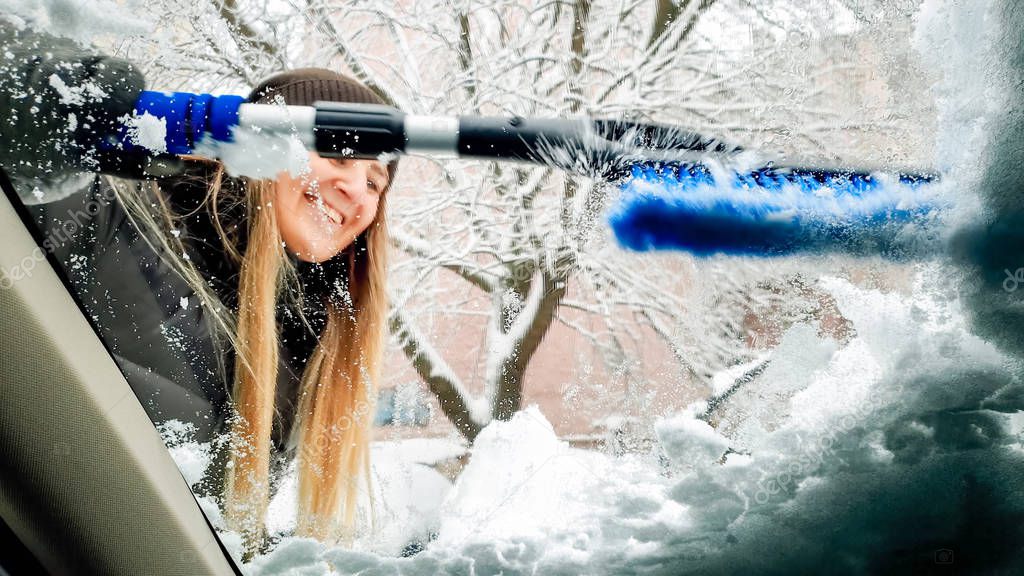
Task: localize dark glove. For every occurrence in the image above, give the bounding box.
[1,20,146,179]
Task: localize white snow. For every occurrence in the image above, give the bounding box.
[48,73,85,106]
[192,127,311,180]
[227,266,1020,575]
[654,413,729,465]
[156,420,210,489]
[709,353,770,396]
[159,261,1024,574]
[0,0,152,45]
[125,111,168,154]
[434,406,604,547]
[263,438,463,556]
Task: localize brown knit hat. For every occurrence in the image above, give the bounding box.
[249,68,398,186]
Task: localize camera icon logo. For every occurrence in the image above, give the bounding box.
[934,548,954,565]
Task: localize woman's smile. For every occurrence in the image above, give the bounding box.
[303,188,345,226]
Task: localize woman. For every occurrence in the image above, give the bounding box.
[213,70,394,552]
[0,28,395,555]
[122,70,397,555]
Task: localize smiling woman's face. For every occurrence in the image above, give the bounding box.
[274,152,388,263]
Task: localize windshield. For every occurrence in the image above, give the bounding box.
[2,0,1022,574]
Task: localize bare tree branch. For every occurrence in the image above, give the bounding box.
[389,308,485,440]
[215,0,280,65]
[300,0,400,107]
[391,230,499,294]
[491,269,569,420]
[457,11,477,107]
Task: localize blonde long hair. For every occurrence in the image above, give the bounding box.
[111,162,389,553]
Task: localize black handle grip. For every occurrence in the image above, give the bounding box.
[314,102,406,158]
[456,116,587,162]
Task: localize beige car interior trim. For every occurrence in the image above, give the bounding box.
[0,189,237,575]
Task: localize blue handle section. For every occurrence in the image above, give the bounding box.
[187,93,214,149]
[608,162,942,257]
[117,91,245,155]
[209,94,245,142]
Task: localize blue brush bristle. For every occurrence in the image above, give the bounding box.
[608,162,941,257]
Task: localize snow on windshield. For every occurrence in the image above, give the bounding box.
[169,267,1023,574]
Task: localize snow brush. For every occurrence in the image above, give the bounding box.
[609,162,945,257]
[114,91,946,257]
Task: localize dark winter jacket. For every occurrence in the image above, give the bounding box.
[0,20,336,494]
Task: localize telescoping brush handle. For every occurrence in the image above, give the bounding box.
[314,103,732,177]
[115,92,723,178]
[313,101,589,160]
[118,92,586,159]
[304,101,634,175]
